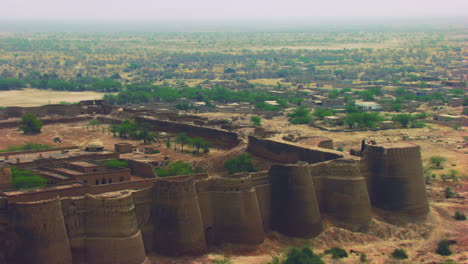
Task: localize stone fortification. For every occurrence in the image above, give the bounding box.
[135,116,239,148]
[61,193,146,264]
[247,136,343,163]
[196,176,265,246]
[308,158,371,230]
[270,163,323,237]
[152,177,207,255]
[0,135,430,262]
[362,143,429,218]
[10,197,72,264]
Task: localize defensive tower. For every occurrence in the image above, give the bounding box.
[269,162,322,237]
[363,143,429,218]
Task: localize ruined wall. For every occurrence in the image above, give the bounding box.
[269,163,322,238]
[248,136,343,164]
[152,177,206,255]
[135,116,239,148]
[125,159,157,178]
[10,197,72,264]
[363,143,429,219]
[308,159,371,230]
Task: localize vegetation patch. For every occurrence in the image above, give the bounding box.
[0,142,52,153]
[11,166,47,189]
[224,153,257,174]
[104,159,128,169]
[155,161,204,177]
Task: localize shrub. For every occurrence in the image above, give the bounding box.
[250,116,262,126]
[284,247,324,264]
[436,240,456,256]
[430,156,447,169]
[454,211,466,221]
[19,113,43,134]
[224,153,257,174]
[211,258,232,264]
[11,166,47,189]
[444,187,455,198]
[360,253,367,262]
[324,247,348,259]
[391,249,408,260]
[104,159,128,169]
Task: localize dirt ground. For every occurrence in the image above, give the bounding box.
[0,120,466,264]
[0,88,110,107]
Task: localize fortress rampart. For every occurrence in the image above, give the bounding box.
[247,136,343,163]
[10,197,72,264]
[0,132,430,262]
[270,163,323,237]
[135,116,240,148]
[362,143,429,218]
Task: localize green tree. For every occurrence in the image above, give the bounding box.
[19,113,43,134]
[136,123,156,144]
[454,211,466,221]
[288,106,313,124]
[224,153,256,174]
[87,119,100,131]
[190,137,211,154]
[343,112,382,129]
[312,108,335,120]
[175,133,191,152]
[392,114,413,128]
[250,116,262,126]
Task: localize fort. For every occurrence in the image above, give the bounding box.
[0,101,430,263]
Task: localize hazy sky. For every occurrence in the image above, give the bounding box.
[3,0,468,21]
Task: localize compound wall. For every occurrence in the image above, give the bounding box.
[247,136,343,164]
[135,116,239,148]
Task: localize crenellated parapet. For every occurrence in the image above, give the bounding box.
[308,158,371,230]
[270,162,323,238]
[60,192,146,264]
[152,177,206,256]
[10,197,72,264]
[363,143,429,219]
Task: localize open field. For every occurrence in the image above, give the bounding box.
[0,89,109,107]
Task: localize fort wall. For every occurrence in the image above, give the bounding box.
[135,116,239,148]
[152,177,207,255]
[269,163,322,238]
[363,143,429,218]
[247,136,343,164]
[10,197,72,264]
[197,177,264,246]
[308,159,371,230]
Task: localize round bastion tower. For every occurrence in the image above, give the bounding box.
[10,197,72,264]
[363,142,429,219]
[269,162,323,237]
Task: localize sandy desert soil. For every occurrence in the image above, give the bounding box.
[0,88,111,107]
[0,120,466,264]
